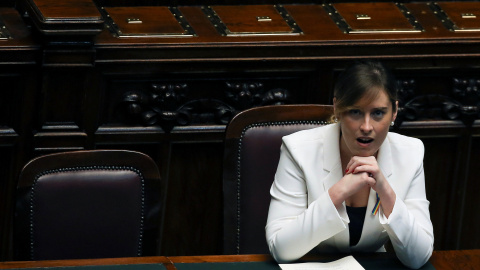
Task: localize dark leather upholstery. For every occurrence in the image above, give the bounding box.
[223,104,334,254]
[14,150,165,260]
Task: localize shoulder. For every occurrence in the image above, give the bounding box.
[282,123,336,147]
[387,132,424,155]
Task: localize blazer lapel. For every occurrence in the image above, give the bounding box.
[376,135,393,179]
[322,123,342,191]
[354,189,383,250]
[322,124,351,252]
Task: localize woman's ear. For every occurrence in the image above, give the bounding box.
[333,97,337,117]
[392,100,399,122]
[332,97,341,123]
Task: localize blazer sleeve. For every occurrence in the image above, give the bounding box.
[265,140,347,263]
[379,141,434,269]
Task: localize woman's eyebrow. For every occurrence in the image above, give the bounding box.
[373,107,388,110]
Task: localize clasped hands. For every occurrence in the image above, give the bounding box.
[329,156,396,216]
[344,156,386,195]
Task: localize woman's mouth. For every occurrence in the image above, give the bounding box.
[357,137,374,146]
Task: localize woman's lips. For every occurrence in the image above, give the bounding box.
[356,137,374,147]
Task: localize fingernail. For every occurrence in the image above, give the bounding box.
[345,169,349,173]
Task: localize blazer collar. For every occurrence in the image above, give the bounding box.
[323,123,341,172]
[377,135,393,178]
[322,123,342,192]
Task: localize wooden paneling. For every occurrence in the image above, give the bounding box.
[0,7,39,257]
[460,132,480,249]
[161,142,223,255]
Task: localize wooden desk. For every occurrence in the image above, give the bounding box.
[0,250,478,269]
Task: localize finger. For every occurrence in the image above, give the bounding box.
[346,157,365,173]
[345,159,355,174]
[351,164,375,175]
[354,156,377,165]
[347,157,370,172]
[354,172,375,187]
[367,174,376,186]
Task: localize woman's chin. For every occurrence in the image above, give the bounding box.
[354,149,378,157]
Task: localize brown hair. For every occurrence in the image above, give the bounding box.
[333,60,398,119]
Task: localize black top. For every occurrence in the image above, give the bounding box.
[346,206,367,246]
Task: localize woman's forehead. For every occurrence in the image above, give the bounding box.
[353,88,391,108]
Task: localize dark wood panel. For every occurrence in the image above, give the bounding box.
[0,31,39,259]
[0,145,17,260]
[423,136,466,250]
[161,142,223,256]
[460,132,480,249]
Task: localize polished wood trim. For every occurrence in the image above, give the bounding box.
[429,250,480,269]
[1,251,478,269]
[168,251,480,269]
[168,254,273,263]
[18,0,104,35]
[0,256,174,269]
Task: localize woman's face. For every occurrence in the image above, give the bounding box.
[337,88,398,158]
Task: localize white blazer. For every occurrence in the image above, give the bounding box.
[265,123,434,269]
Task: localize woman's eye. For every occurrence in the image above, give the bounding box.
[372,110,385,118]
[349,109,361,116]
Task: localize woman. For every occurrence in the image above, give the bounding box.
[265,61,434,269]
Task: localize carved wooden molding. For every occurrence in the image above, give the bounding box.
[120,80,292,131]
[397,78,480,127]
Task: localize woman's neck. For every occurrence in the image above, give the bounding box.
[339,134,352,169]
[339,134,378,169]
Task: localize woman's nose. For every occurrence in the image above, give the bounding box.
[360,116,373,133]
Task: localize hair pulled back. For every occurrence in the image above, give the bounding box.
[334,60,398,118]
